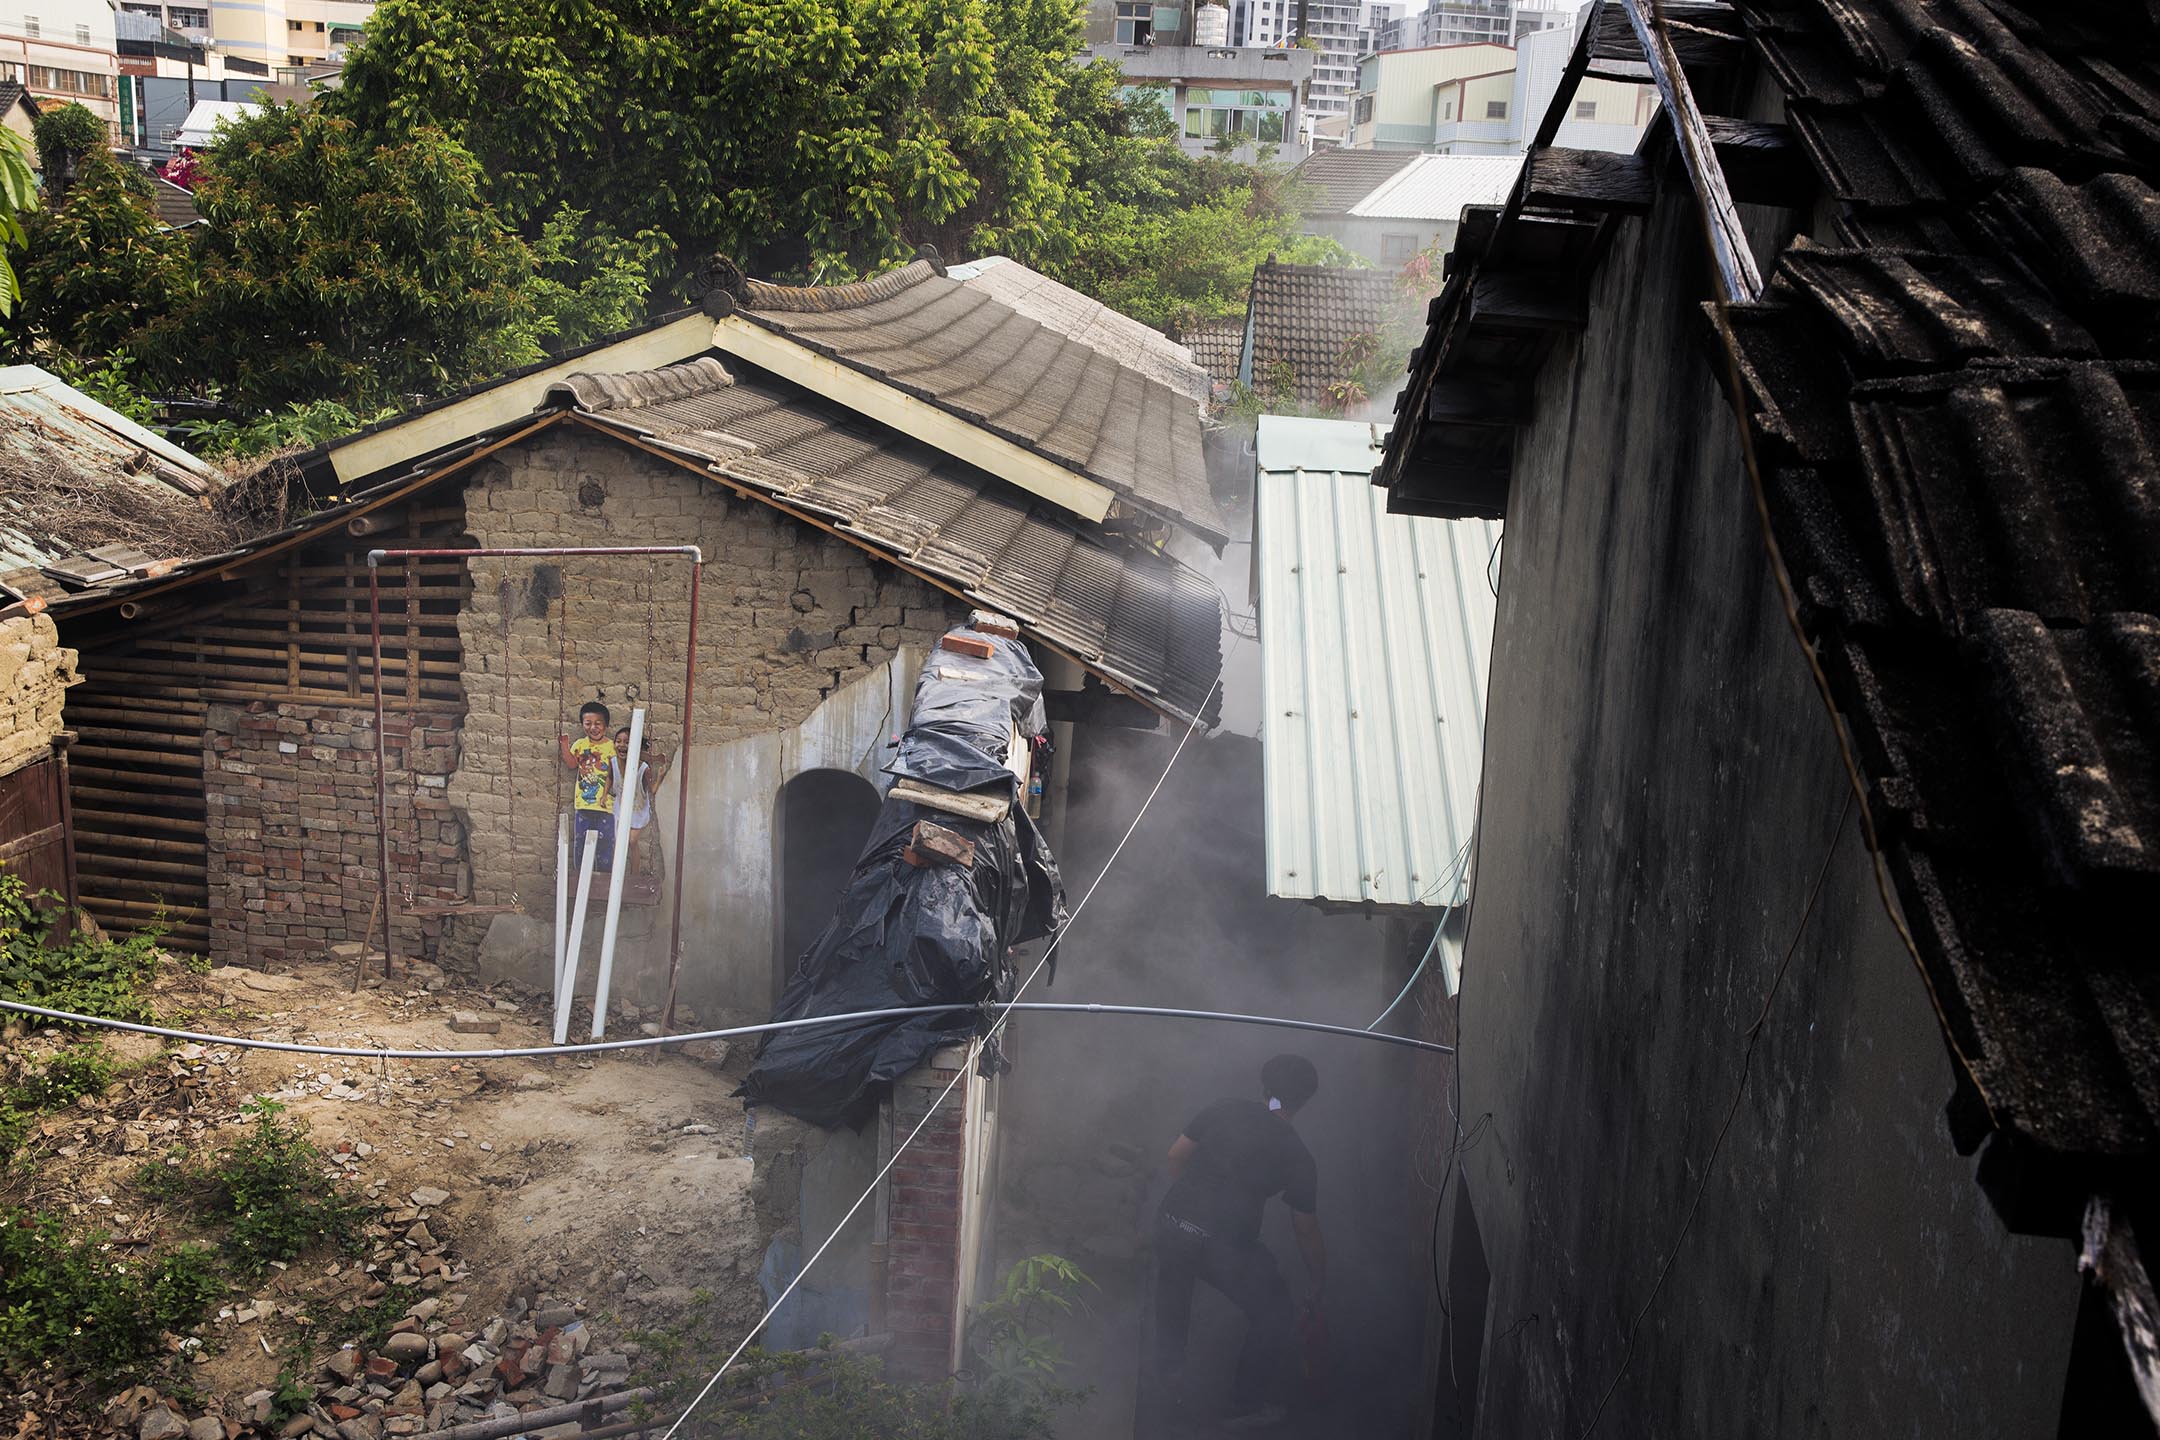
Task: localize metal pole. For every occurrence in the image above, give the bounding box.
[590,707,643,1038]
[662,557,702,1030]
[368,554,397,977]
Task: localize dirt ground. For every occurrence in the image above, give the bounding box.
[2,953,770,1433]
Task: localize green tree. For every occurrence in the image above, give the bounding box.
[30,102,107,195]
[15,155,193,357]
[332,0,1103,288]
[140,104,551,411]
[0,128,32,318]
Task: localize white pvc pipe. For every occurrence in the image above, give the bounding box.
[590,708,644,1040]
[554,832,600,1045]
[552,811,570,1011]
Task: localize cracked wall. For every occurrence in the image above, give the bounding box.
[449,428,961,1015]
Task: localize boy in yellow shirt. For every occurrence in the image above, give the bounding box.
[559,700,618,871]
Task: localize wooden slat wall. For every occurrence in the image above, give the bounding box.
[64,504,471,956]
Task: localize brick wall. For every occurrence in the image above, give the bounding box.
[884,1050,971,1377]
[205,701,466,968]
[447,428,960,963]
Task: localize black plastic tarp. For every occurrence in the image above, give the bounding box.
[739,623,1067,1129]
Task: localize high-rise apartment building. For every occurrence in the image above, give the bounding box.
[1379,0,1578,51]
[1241,0,1362,116]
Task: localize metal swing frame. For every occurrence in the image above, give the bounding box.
[368,545,706,1029]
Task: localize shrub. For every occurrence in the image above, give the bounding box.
[0,869,167,1022]
[0,1209,223,1377]
[194,1098,364,1271]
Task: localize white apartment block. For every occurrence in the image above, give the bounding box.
[1241,0,1361,115]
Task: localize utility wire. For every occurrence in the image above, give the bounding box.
[656,664,1225,1440]
[0,997,1453,1062]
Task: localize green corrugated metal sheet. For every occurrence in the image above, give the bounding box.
[1255,413,1496,909]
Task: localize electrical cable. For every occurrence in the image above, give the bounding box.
[654,662,1227,1440]
[1369,830,1478,1032]
[0,997,1452,1063]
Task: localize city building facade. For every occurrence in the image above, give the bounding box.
[1090,39,1314,160]
[0,0,120,134]
[1237,0,1360,116]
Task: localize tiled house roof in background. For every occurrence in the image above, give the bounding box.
[733,260,1228,545]
[553,358,1226,725]
[1181,319,1246,384]
[1244,261,1404,407]
[1289,147,1421,213]
[1715,1,2160,1184]
[150,178,201,230]
[0,81,36,123]
[945,256,1210,413]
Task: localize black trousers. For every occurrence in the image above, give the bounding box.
[1142,1209,1295,1415]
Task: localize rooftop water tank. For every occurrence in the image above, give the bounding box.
[1195,2,1229,45]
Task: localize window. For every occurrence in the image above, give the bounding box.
[1381,232,1417,262]
[1352,93,1373,124]
[1442,98,1454,119]
[21,15,37,36]
[1575,98,1597,119]
[1183,102,1286,142]
[1114,0,1153,43]
[1484,98,1507,119]
[73,22,86,41]
[169,5,205,26]
[287,17,300,28]
[313,20,323,30]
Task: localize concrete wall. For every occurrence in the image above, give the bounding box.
[449,429,962,1018]
[1445,172,2081,1436]
[0,613,78,779]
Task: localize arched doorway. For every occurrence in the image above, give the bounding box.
[773,768,882,1006]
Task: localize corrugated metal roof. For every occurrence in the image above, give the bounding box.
[1347,153,1524,221]
[1256,414,1496,908]
[172,99,259,147]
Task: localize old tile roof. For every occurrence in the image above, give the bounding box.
[1181,319,1246,385]
[0,81,36,121]
[150,177,201,230]
[944,256,1210,413]
[1290,147,1422,213]
[1243,260,1404,407]
[1716,3,2160,1192]
[730,259,1227,545]
[1386,0,2160,1204]
[553,358,1224,725]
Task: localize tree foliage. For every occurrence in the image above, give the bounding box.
[140,105,560,410]
[332,0,1106,286]
[0,128,32,318]
[16,155,192,357]
[31,102,107,192]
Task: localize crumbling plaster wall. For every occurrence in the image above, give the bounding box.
[448,427,961,1016]
[0,612,79,778]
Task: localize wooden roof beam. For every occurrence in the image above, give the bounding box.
[1426,376,1533,427]
[1525,147,1655,216]
[1621,0,1762,301]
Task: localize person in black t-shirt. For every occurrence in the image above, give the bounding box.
[1138,1054,1326,1433]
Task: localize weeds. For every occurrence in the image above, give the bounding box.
[0,1043,121,1164]
[0,870,168,1023]
[0,1210,223,1378]
[170,1098,368,1274]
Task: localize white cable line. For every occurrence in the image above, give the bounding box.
[655,667,1222,1440]
[0,997,1451,1060]
[1368,831,1475,1031]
